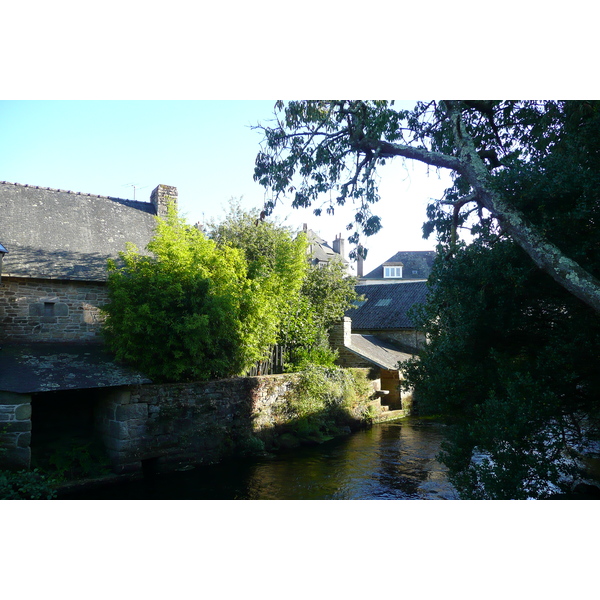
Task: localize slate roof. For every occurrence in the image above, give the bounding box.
[0,343,151,393]
[347,334,413,370]
[347,281,429,330]
[362,250,436,280]
[0,181,159,281]
[304,228,348,266]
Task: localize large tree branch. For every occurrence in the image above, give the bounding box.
[357,107,600,314]
[358,138,464,171]
[445,103,600,314]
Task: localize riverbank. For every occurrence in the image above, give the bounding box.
[58,419,457,500]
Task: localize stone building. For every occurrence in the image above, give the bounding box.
[329,280,429,412]
[302,224,349,269]
[0,181,177,342]
[0,181,176,470]
[329,317,413,411]
[348,281,428,352]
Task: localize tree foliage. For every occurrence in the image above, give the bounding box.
[254,100,600,498]
[103,204,292,382]
[208,200,359,370]
[254,100,600,314]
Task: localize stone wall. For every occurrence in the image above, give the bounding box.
[0,277,107,341]
[0,391,32,469]
[1,371,379,474]
[94,375,302,473]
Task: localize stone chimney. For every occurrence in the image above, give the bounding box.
[329,316,352,350]
[332,233,345,260]
[150,184,178,217]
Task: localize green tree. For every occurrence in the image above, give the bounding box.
[254,100,600,498]
[300,257,359,332]
[403,240,600,498]
[103,204,282,382]
[208,200,359,370]
[254,100,600,314]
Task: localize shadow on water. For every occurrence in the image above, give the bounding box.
[61,418,458,500]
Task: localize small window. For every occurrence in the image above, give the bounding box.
[44,302,55,317]
[383,266,403,278]
[375,299,391,307]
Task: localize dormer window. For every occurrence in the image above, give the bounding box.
[384,266,403,278]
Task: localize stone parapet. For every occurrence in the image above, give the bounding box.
[94,373,366,474]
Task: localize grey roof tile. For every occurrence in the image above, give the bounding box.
[347,281,429,330]
[347,334,414,370]
[363,250,436,280]
[0,181,158,281]
[0,343,151,393]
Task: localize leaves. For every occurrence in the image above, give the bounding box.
[207,200,358,371]
[103,203,277,381]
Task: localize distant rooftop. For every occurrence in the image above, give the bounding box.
[361,250,436,282]
[303,224,348,266]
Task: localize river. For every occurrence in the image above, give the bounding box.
[61,418,458,500]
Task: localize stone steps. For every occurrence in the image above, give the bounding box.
[369,397,408,422]
[374,408,408,422]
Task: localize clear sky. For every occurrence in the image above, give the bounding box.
[0,100,452,274]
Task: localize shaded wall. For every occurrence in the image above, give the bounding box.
[95,375,302,473]
[0,391,32,469]
[0,277,107,341]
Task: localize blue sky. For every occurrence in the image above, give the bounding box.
[0,100,451,272]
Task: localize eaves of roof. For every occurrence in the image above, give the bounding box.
[347,334,413,370]
[0,343,151,394]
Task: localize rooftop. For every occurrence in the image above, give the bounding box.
[0,343,151,394]
[347,334,414,370]
[303,226,348,266]
[0,181,160,281]
[362,250,436,281]
[347,281,429,330]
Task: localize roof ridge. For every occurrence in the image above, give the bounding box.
[0,180,138,203]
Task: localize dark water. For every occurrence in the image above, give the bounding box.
[62,418,458,500]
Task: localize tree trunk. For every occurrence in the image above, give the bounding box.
[361,113,600,315]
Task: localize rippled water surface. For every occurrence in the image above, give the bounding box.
[64,418,458,500]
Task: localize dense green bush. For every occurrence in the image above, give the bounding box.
[208,201,359,372]
[103,204,303,381]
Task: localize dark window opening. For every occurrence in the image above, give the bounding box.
[44,302,55,317]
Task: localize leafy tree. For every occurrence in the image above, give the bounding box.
[208,200,358,370]
[254,100,600,498]
[403,240,600,498]
[254,100,600,314]
[103,204,283,382]
[301,256,359,331]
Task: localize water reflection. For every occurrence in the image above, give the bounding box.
[63,419,458,500]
